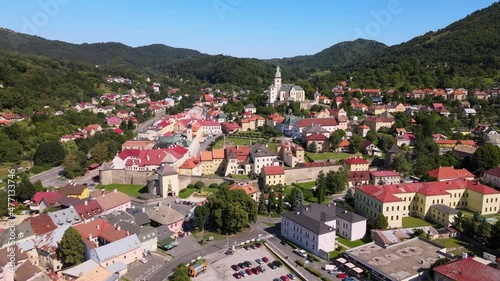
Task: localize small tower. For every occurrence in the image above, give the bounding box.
[186,123,192,142]
[385,143,400,169]
[274,63,282,89]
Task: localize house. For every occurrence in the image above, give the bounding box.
[305,133,329,153]
[35,224,73,272]
[58,183,89,200]
[116,110,129,119]
[261,165,285,187]
[357,124,370,137]
[221,122,241,134]
[363,116,395,132]
[121,140,156,150]
[84,124,102,137]
[93,189,131,215]
[89,234,141,274]
[244,104,257,114]
[367,105,386,116]
[147,204,184,235]
[355,179,500,228]
[349,171,371,188]
[370,170,401,185]
[60,260,114,281]
[228,182,261,201]
[74,199,105,222]
[281,204,366,257]
[335,139,351,153]
[396,133,416,147]
[48,206,82,226]
[249,144,280,175]
[318,96,331,105]
[0,246,28,281]
[361,140,382,157]
[200,120,222,135]
[428,167,474,182]
[266,113,284,129]
[277,116,303,136]
[292,118,338,138]
[428,204,458,227]
[103,215,158,254]
[240,115,265,131]
[178,156,202,176]
[462,108,477,118]
[26,214,58,236]
[344,157,369,171]
[14,260,51,281]
[484,167,500,189]
[432,256,500,281]
[276,141,305,168]
[452,144,476,159]
[199,149,225,175]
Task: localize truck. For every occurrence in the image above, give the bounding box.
[323,264,337,271]
[188,263,207,277]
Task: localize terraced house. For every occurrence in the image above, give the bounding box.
[355,179,500,228]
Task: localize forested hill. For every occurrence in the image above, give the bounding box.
[340,2,500,90]
[0,28,205,67]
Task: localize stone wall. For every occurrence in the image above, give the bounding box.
[284,165,342,184]
[99,169,155,186]
[179,175,233,189]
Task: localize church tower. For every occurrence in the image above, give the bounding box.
[274,64,282,89]
[268,64,282,104]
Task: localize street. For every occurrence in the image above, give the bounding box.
[29,166,65,187]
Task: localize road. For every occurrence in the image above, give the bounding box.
[147,216,282,281]
[29,166,66,187]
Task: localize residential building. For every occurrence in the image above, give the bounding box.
[484,167,500,189]
[432,256,500,281]
[261,166,285,187]
[292,118,338,138]
[281,204,366,257]
[361,140,382,157]
[363,116,395,131]
[266,113,284,129]
[74,199,105,222]
[199,149,225,175]
[305,133,329,152]
[121,140,156,150]
[277,116,303,136]
[276,141,304,168]
[428,167,474,182]
[89,234,141,274]
[250,144,280,175]
[370,170,401,185]
[335,139,351,153]
[240,114,265,131]
[178,156,202,176]
[147,204,185,235]
[221,122,241,134]
[355,179,500,228]
[26,214,58,236]
[200,120,222,135]
[244,104,257,114]
[48,206,83,226]
[357,124,370,137]
[429,204,458,227]
[268,65,306,103]
[0,246,28,281]
[60,260,114,281]
[14,260,51,281]
[95,189,131,214]
[349,171,371,188]
[58,183,89,199]
[344,157,369,171]
[228,182,261,201]
[462,108,477,118]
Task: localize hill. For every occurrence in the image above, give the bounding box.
[341,2,500,90]
[0,28,205,67]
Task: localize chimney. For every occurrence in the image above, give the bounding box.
[88,234,92,240]
[85,200,88,206]
[96,224,100,230]
[142,207,146,213]
[117,226,121,231]
[114,188,117,193]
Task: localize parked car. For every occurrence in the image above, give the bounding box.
[244,245,250,250]
[280,275,290,281]
[244,261,252,268]
[231,265,239,271]
[268,262,277,269]
[255,258,262,264]
[273,260,283,268]
[287,273,296,280]
[238,263,246,269]
[255,242,263,248]
[294,249,307,258]
[252,267,260,275]
[337,273,347,279]
[225,250,234,255]
[233,272,242,279]
[330,270,344,275]
[249,244,256,249]
[273,278,281,281]
[262,256,269,263]
[140,258,148,264]
[245,268,253,275]
[257,265,266,272]
[344,277,358,281]
[240,270,247,277]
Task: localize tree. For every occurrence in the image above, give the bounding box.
[289,187,298,210]
[349,134,364,153]
[33,180,44,192]
[452,211,465,232]
[317,184,326,203]
[476,220,491,244]
[379,135,396,151]
[474,144,500,173]
[295,189,304,208]
[373,214,389,229]
[170,264,190,281]
[391,152,412,176]
[34,141,66,167]
[307,141,317,153]
[16,175,36,201]
[57,227,84,267]
[258,193,267,214]
[0,191,8,217]
[195,181,205,190]
[329,130,347,150]
[89,141,109,163]
[277,193,284,214]
[365,129,378,143]
[267,191,276,213]
[194,205,210,232]
[488,220,500,250]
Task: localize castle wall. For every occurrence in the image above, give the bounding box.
[99,169,155,186]
[284,165,342,184]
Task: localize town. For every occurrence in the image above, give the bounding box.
[0,2,500,281]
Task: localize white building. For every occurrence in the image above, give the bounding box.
[370,170,401,185]
[268,65,306,103]
[281,204,366,258]
[484,167,500,189]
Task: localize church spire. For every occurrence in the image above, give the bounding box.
[275,63,281,78]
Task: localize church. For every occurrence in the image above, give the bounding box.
[268,65,306,104]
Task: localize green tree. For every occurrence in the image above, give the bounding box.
[34,141,66,167]
[89,141,109,163]
[57,227,85,267]
[257,193,267,214]
[488,220,500,250]
[194,205,210,232]
[289,187,298,210]
[349,134,364,153]
[277,193,284,214]
[365,129,378,144]
[329,130,347,150]
[16,175,36,201]
[33,180,44,192]
[295,188,304,208]
[307,141,317,153]
[474,144,500,173]
[379,135,396,152]
[391,152,412,176]
[267,191,276,213]
[373,214,389,229]
[0,191,8,217]
[195,181,205,190]
[476,220,491,244]
[225,202,250,233]
[317,184,326,203]
[452,211,465,232]
[170,264,190,281]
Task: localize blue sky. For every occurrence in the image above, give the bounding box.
[0,0,497,59]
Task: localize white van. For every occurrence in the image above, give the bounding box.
[294,249,307,258]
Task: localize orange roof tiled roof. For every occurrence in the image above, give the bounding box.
[228,183,260,195]
[200,151,213,161]
[179,157,201,169]
[212,149,225,159]
[262,165,285,175]
[428,167,474,180]
[337,139,350,147]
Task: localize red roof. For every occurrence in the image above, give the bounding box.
[262,165,285,175]
[337,139,350,147]
[485,167,500,178]
[428,167,474,180]
[27,214,57,236]
[32,192,59,204]
[73,218,129,249]
[344,157,369,165]
[466,180,500,195]
[370,170,400,177]
[294,118,338,128]
[306,133,327,141]
[113,128,124,134]
[74,200,104,220]
[433,257,500,281]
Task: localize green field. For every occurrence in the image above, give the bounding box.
[103,184,146,197]
[305,152,361,162]
[294,181,316,189]
[433,237,482,256]
[212,137,277,152]
[178,186,219,199]
[402,216,440,228]
[336,237,367,248]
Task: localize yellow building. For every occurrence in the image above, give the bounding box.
[429,204,458,226]
[178,156,202,176]
[355,179,500,228]
[261,166,285,187]
[199,149,225,175]
[344,157,370,171]
[58,183,89,199]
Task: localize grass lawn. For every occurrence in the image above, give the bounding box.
[329,249,345,260]
[402,216,440,228]
[336,237,366,248]
[178,186,219,199]
[433,237,482,256]
[103,184,146,197]
[306,196,331,204]
[212,137,276,151]
[192,231,226,242]
[305,152,361,161]
[294,181,316,189]
[230,174,252,180]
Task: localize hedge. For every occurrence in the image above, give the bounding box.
[305,266,322,278]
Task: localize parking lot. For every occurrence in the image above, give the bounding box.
[193,244,297,281]
[125,253,169,281]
